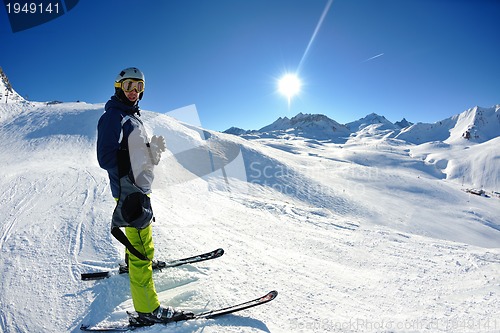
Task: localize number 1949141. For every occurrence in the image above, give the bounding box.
[5,2,60,14]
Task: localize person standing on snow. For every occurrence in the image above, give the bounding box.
[96,67,193,326]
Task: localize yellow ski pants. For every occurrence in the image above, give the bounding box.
[125,225,160,313]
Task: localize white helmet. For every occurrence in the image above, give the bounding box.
[115,67,145,83]
[114,67,145,102]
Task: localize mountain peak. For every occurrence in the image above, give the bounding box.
[395,118,413,128]
[346,113,396,131]
[0,67,24,103]
[223,126,249,135]
[289,113,332,124]
[394,105,500,144]
[256,112,350,140]
[448,104,500,143]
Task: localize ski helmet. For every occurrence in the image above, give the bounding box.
[115,67,145,83]
[114,67,145,102]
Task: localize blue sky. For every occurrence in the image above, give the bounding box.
[1,0,499,131]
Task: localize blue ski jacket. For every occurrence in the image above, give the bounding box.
[97,95,140,198]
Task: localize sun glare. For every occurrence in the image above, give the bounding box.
[279,74,301,98]
[278,74,301,108]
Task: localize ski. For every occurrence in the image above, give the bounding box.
[80,290,278,332]
[193,289,278,319]
[81,248,224,281]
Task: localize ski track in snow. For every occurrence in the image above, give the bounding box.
[0,103,499,333]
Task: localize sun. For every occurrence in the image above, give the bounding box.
[278,74,301,98]
[278,73,301,107]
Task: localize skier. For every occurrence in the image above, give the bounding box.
[96,67,193,326]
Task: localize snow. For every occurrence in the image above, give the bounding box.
[0,94,499,333]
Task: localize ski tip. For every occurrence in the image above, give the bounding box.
[80,323,135,331]
[262,290,278,302]
[215,248,224,257]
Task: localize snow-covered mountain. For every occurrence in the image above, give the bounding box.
[345,113,398,131]
[0,67,24,104]
[394,117,413,128]
[0,68,28,125]
[0,78,499,333]
[225,112,350,141]
[225,106,500,146]
[222,126,249,136]
[259,112,349,135]
[396,105,500,144]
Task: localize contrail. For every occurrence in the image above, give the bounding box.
[297,0,334,74]
[362,53,384,63]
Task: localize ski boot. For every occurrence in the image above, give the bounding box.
[130,306,194,326]
[119,259,166,274]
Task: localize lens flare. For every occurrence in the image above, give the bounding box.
[297,0,334,73]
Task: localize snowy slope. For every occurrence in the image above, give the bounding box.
[410,138,500,192]
[0,99,499,333]
[397,105,500,191]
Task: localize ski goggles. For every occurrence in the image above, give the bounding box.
[115,79,145,93]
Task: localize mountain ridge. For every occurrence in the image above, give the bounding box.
[224,105,500,145]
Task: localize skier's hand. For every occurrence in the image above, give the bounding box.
[149,135,166,165]
[151,135,166,152]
